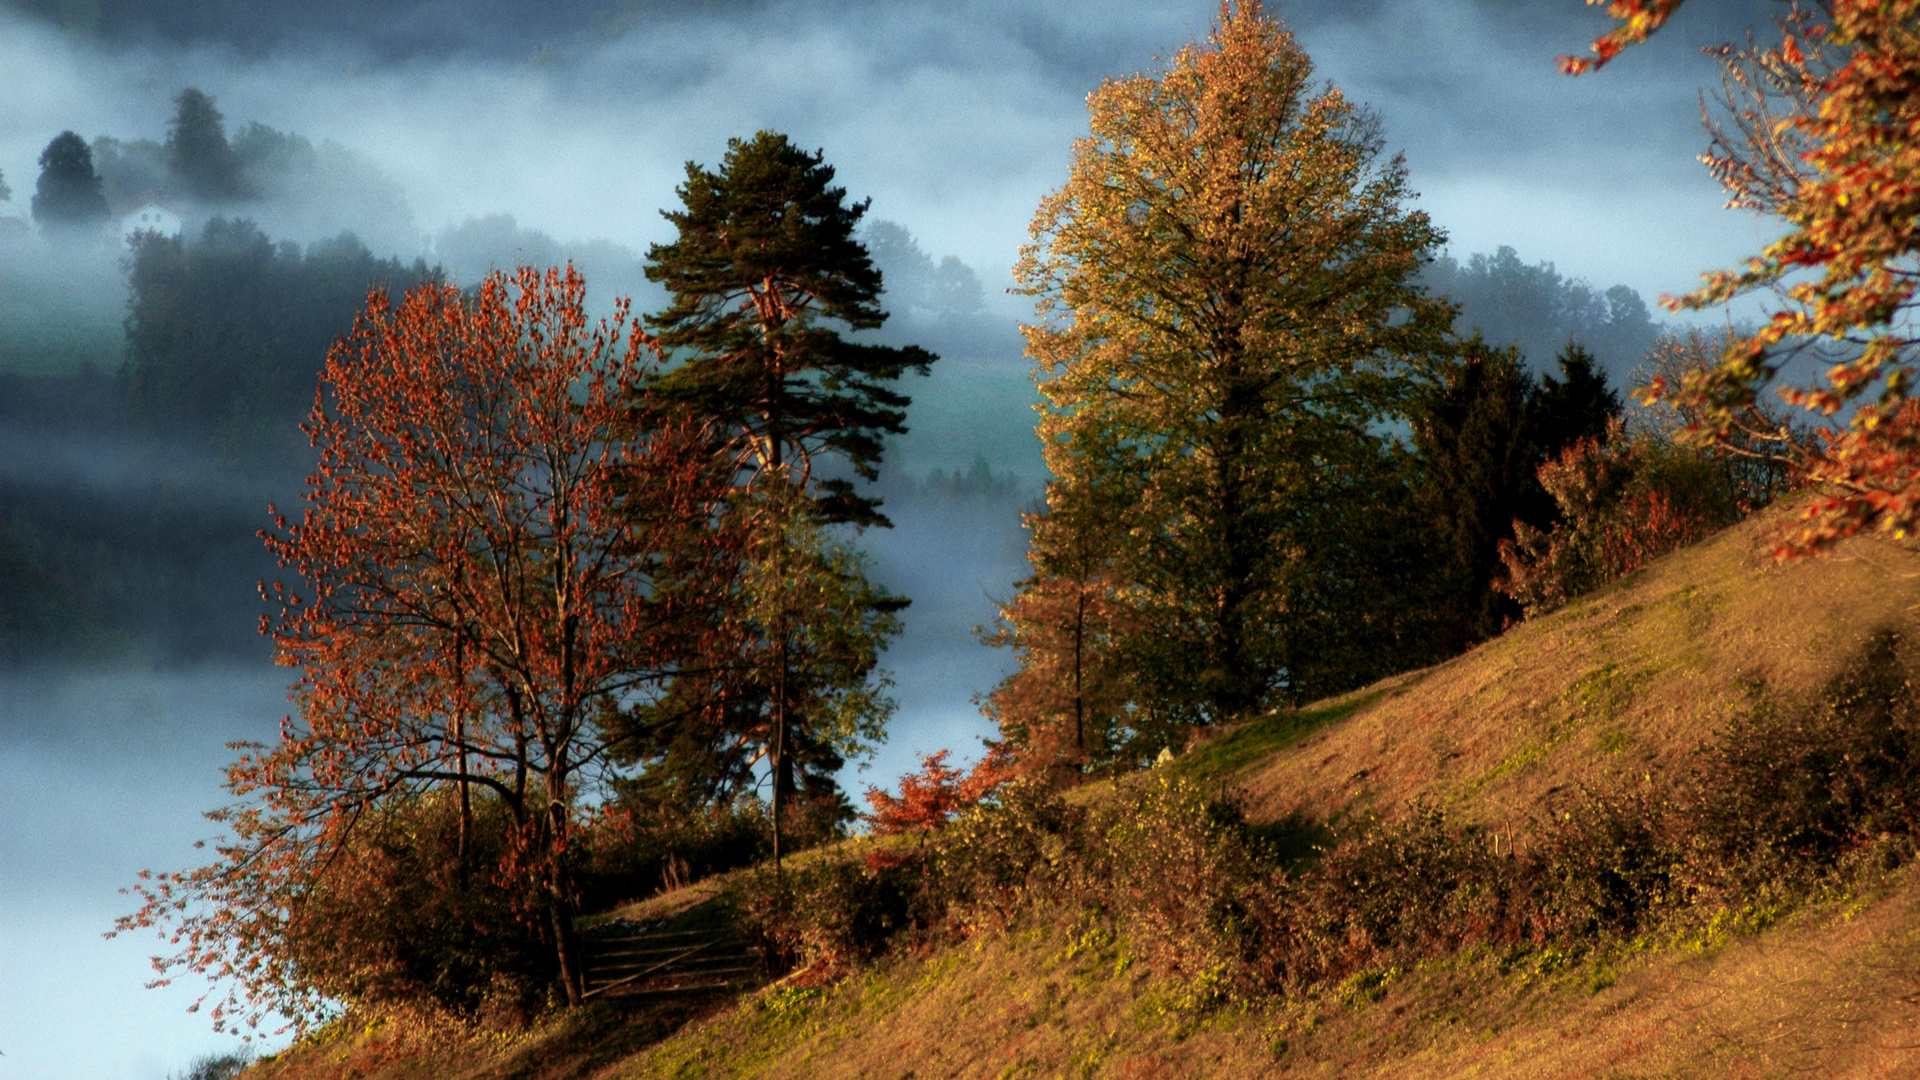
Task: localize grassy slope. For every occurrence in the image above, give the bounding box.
[247,512,1920,1079]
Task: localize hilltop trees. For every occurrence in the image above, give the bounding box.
[31,131,109,233]
[1007,0,1452,735]
[166,88,250,202]
[623,132,930,864]
[125,219,435,464]
[119,267,731,1024]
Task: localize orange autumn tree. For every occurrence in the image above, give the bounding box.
[861,747,1015,836]
[978,480,1139,783]
[1567,0,1920,555]
[116,266,726,1031]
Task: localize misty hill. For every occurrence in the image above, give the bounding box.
[234,512,1920,1078]
[1426,244,1661,384]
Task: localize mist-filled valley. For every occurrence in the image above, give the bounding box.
[0,2,1816,1078]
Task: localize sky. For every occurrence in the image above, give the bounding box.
[0,1,1791,1077]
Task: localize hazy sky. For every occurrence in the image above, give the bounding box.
[1,0,1782,308]
[0,2,1791,1077]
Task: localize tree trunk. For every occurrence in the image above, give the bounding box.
[547,797,584,1007]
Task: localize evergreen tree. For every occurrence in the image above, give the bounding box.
[1411,338,1544,651]
[636,131,931,865]
[30,130,109,233]
[0,167,10,203]
[1532,342,1624,463]
[1013,1,1452,726]
[166,88,249,202]
[643,130,935,526]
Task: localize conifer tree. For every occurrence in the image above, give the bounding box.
[1013,1,1452,726]
[1412,338,1540,652]
[643,130,934,526]
[636,131,930,864]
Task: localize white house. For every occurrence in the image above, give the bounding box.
[115,193,183,243]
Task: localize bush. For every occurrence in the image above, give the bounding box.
[1086,775,1264,993]
[730,644,1920,1005]
[279,791,553,1021]
[1497,418,1748,616]
[1679,631,1920,891]
[730,848,943,976]
[579,796,774,911]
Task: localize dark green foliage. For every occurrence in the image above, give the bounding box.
[31,130,109,231]
[0,166,10,203]
[124,218,436,466]
[1411,338,1540,647]
[165,88,250,202]
[643,130,934,527]
[1532,343,1624,462]
[1412,339,1626,648]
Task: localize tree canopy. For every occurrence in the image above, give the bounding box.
[118,267,732,1025]
[1570,0,1920,555]
[166,87,250,202]
[644,130,934,527]
[30,130,109,232]
[1010,0,1452,730]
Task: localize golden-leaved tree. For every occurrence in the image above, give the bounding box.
[1003,0,1452,743]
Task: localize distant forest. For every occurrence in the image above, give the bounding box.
[0,88,1669,668]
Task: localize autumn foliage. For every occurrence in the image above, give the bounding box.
[861,747,1016,836]
[1573,0,1920,556]
[116,266,728,1030]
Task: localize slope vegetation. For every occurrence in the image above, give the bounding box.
[246,512,1920,1079]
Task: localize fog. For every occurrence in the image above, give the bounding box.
[0,1,1792,1076]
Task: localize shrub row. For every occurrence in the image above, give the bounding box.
[733,631,1920,999]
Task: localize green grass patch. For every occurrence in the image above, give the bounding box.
[1174,691,1383,783]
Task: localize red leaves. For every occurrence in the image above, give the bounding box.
[1558,0,1687,75]
[1575,0,1920,556]
[120,265,738,1031]
[861,746,1016,836]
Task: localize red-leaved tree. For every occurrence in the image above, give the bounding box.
[1567,0,1920,557]
[115,266,728,1031]
[862,747,1016,836]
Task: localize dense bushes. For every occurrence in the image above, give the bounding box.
[278,793,554,1021]
[578,797,777,914]
[737,635,1920,1001]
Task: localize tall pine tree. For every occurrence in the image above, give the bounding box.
[631,131,931,865]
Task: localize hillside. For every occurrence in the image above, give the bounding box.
[241,511,1920,1079]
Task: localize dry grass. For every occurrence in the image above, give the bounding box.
[615,863,1920,1079]
[1235,511,1920,834]
[246,511,1920,1080]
